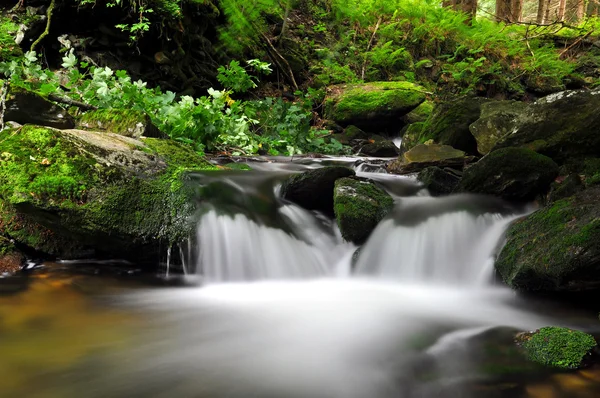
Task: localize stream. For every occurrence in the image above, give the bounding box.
[1,156,600,398]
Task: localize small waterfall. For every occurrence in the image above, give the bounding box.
[195,205,352,282]
[355,201,524,284]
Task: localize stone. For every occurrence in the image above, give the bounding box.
[457,147,558,201]
[281,166,355,215]
[496,186,600,292]
[548,174,584,203]
[334,177,394,244]
[517,327,596,370]
[469,100,522,155]
[78,108,165,138]
[324,81,426,131]
[387,144,471,175]
[358,140,400,157]
[4,87,75,129]
[418,97,490,155]
[402,100,433,124]
[417,167,461,196]
[0,124,215,264]
[489,88,600,162]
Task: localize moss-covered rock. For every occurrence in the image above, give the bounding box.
[457,148,558,201]
[4,86,75,129]
[324,81,426,131]
[403,101,433,124]
[496,186,600,292]
[358,140,399,157]
[0,125,215,264]
[518,327,596,370]
[490,88,600,162]
[469,100,522,155]
[78,109,164,138]
[343,125,369,140]
[281,166,355,216]
[399,122,425,153]
[548,174,584,202]
[418,97,490,155]
[417,167,461,196]
[388,144,468,174]
[334,177,394,244]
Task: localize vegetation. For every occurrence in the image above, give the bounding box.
[520,327,596,369]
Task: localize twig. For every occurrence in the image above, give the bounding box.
[361,16,382,81]
[31,0,56,52]
[559,30,594,58]
[47,94,98,111]
[259,30,299,90]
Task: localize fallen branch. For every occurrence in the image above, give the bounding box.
[48,94,97,111]
[361,16,382,81]
[559,30,594,58]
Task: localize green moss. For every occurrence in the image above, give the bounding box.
[400,122,425,152]
[334,177,394,244]
[79,109,155,137]
[496,186,600,291]
[521,327,596,370]
[222,162,252,171]
[0,17,23,62]
[325,81,426,125]
[404,101,433,124]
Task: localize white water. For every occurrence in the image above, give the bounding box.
[112,162,548,398]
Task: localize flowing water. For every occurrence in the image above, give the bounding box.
[2,156,600,398]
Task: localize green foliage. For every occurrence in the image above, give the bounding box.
[0,49,346,156]
[522,327,596,370]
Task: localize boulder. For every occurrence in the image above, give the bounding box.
[334,177,394,244]
[516,327,596,370]
[387,144,469,174]
[399,122,425,153]
[419,97,490,155]
[0,124,215,264]
[496,186,600,292]
[4,87,75,129]
[324,81,426,131]
[548,174,584,202]
[343,125,370,140]
[469,101,522,155]
[417,167,461,196]
[78,108,165,138]
[358,140,400,157]
[457,148,558,201]
[489,88,600,162]
[402,100,433,124]
[281,166,355,215]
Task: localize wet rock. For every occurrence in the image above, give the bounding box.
[4,87,75,129]
[0,124,215,264]
[358,140,400,157]
[457,147,558,201]
[417,167,461,196]
[387,144,470,174]
[489,88,600,162]
[334,177,394,244]
[324,81,426,131]
[402,100,433,124]
[281,166,355,216]
[415,97,490,155]
[344,125,370,140]
[78,108,165,138]
[548,174,584,202]
[399,122,425,153]
[496,186,600,292]
[469,100,522,155]
[516,327,596,369]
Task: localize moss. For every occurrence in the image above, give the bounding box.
[404,101,433,124]
[496,186,600,291]
[520,327,596,370]
[0,125,215,261]
[79,109,160,138]
[334,177,394,244]
[0,17,23,62]
[324,81,426,126]
[222,162,252,171]
[400,122,425,152]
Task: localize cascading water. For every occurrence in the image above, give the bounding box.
[76,159,551,398]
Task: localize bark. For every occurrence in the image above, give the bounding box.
[557,0,567,19]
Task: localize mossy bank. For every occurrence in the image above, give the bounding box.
[0,124,215,264]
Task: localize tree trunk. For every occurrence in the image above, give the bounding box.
[537,0,548,23]
[510,0,523,21]
[557,0,568,19]
[443,0,477,23]
[496,0,511,21]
